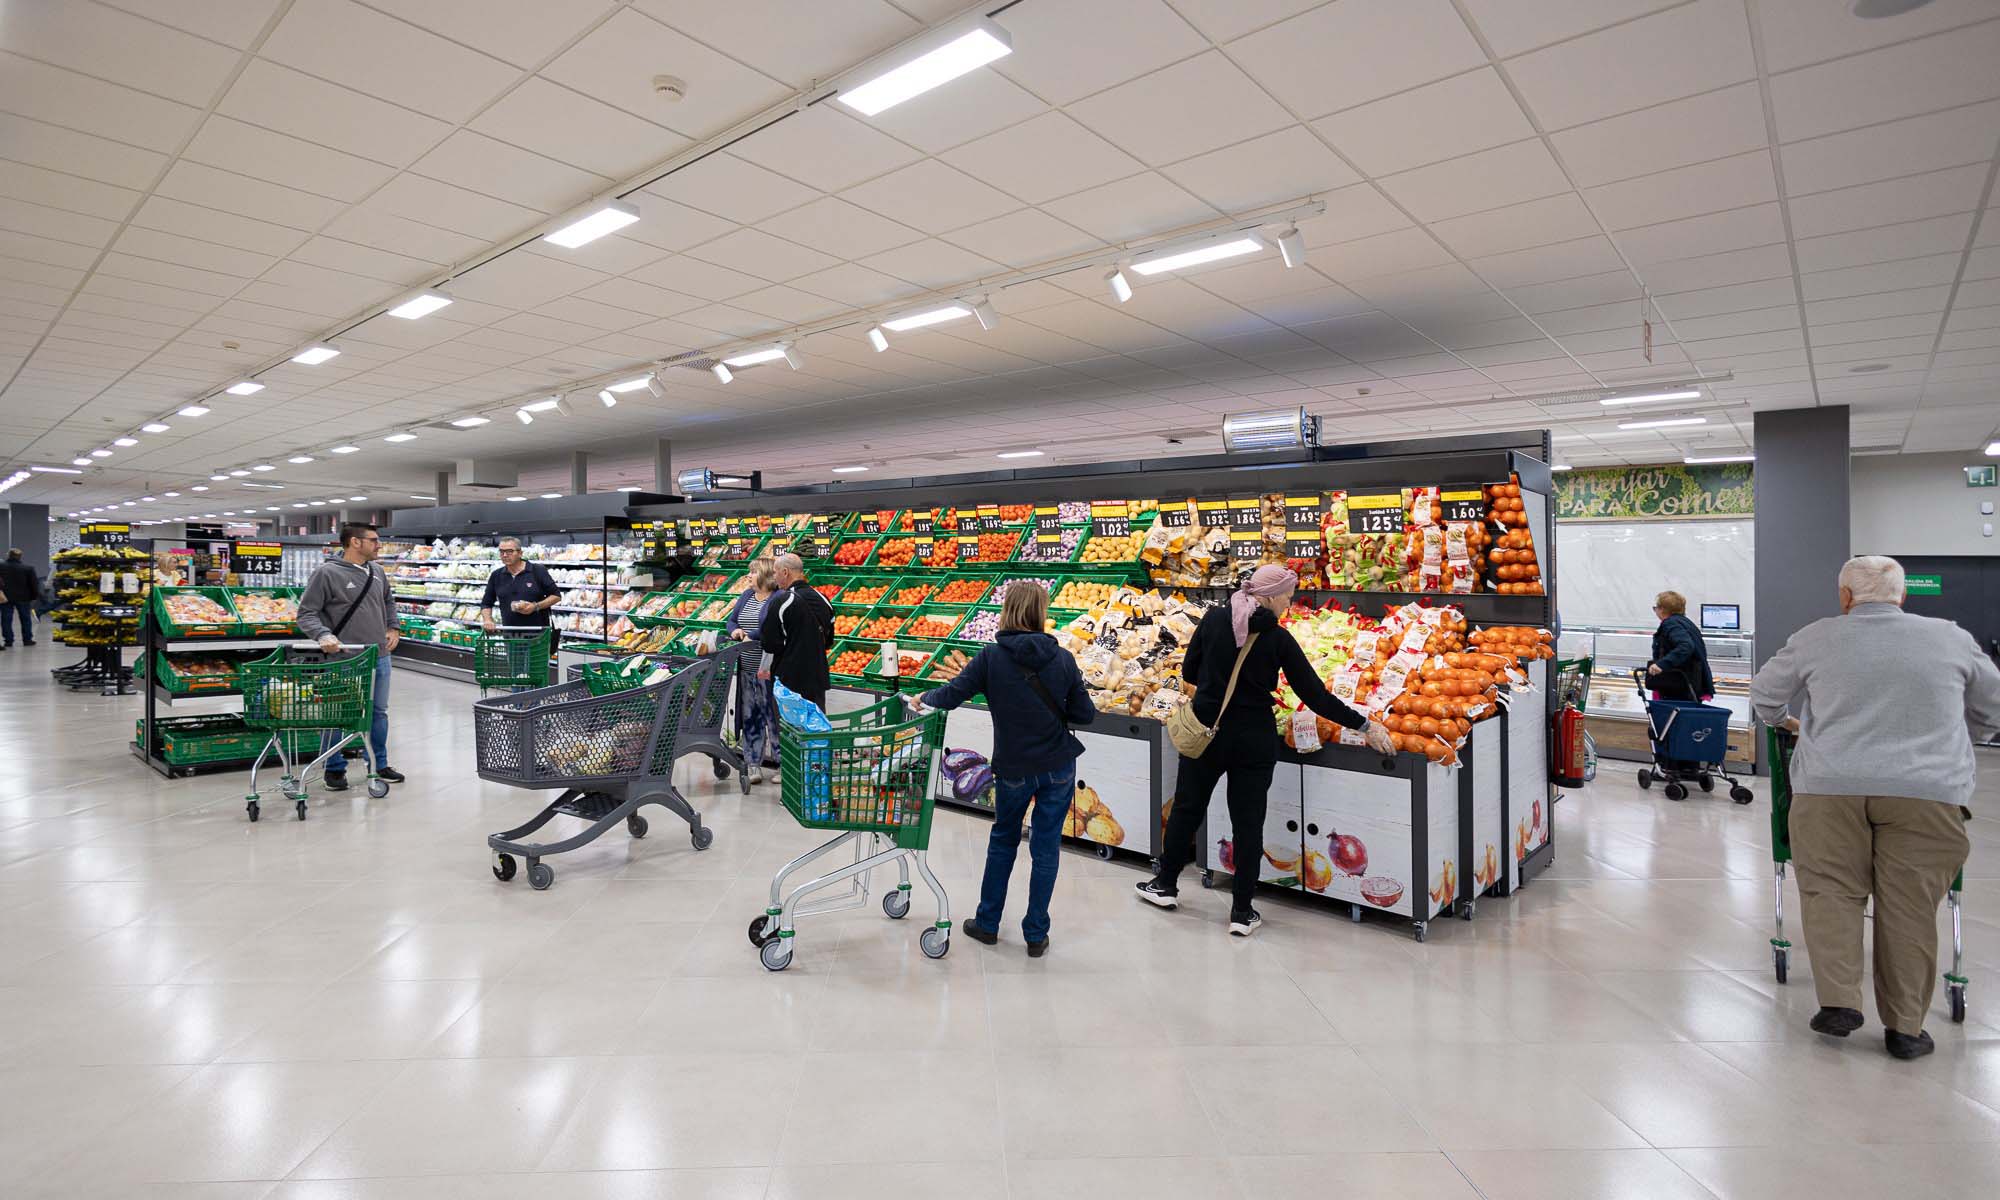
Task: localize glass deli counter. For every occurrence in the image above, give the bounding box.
[1558,623,1758,769]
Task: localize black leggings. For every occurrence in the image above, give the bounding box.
[1153,724,1278,918]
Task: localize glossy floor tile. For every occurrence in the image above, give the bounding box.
[4,645,1998,1198]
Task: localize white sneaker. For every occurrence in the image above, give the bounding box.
[1228,910,1263,937]
[746,766,764,784]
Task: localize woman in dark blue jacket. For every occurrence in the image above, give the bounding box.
[1648,589,1714,702]
[915,581,1093,957]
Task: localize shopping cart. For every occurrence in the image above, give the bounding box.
[566,640,756,793]
[1554,655,1594,711]
[746,692,950,971]
[238,643,388,821]
[1632,668,1754,804]
[476,658,714,890]
[473,625,552,694]
[1766,725,1967,1021]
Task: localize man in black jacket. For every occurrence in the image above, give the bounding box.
[757,553,834,708]
[0,549,39,648]
[1647,590,1714,702]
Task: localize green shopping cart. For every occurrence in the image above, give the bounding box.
[238,642,387,821]
[473,625,552,694]
[747,692,950,971]
[1767,725,1967,1022]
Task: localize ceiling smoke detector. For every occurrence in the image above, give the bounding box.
[653,74,687,101]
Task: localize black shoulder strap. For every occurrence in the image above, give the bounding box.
[1009,654,1069,729]
[327,566,376,639]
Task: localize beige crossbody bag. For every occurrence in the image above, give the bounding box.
[1165,633,1257,759]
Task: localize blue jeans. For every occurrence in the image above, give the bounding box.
[0,600,31,644]
[978,767,1073,944]
[325,653,392,774]
[737,675,777,767]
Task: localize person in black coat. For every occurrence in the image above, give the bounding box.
[915,581,1093,956]
[1138,564,1395,936]
[1647,589,1714,702]
[756,553,834,709]
[0,549,38,648]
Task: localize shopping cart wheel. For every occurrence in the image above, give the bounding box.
[883,889,911,920]
[1665,782,1688,801]
[920,927,950,959]
[690,825,714,851]
[246,799,260,822]
[626,814,649,839]
[748,914,776,947]
[712,758,731,780]
[759,936,793,972]
[492,852,516,883]
[1199,870,1215,889]
[1698,773,1715,792]
[367,779,390,799]
[1636,769,1654,790]
[1095,843,1113,861]
[1731,786,1755,805]
[1412,921,1427,943]
[527,860,554,890]
[1773,944,1788,984]
[1949,982,1966,1024]
[295,799,308,821]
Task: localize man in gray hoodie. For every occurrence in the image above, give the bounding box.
[296,522,404,789]
[1752,555,2000,1059]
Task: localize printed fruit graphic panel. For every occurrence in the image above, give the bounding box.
[1203,765,1304,890]
[934,709,996,810]
[1302,786,1412,916]
[1468,721,1505,895]
[1063,732,1151,854]
[1425,761,1460,917]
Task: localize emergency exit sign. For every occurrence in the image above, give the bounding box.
[1966,464,1996,487]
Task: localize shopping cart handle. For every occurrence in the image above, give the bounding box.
[291,640,370,651]
[487,624,544,632]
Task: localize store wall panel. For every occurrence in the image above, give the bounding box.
[1851,451,2000,557]
[1752,406,1850,669]
[1555,518,1754,629]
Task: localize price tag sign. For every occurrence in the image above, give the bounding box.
[1348,491,1406,536]
[1090,500,1131,540]
[914,533,935,560]
[1033,504,1061,537]
[978,503,1002,532]
[955,509,980,536]
[858,511,882,535]
[1195,498,1226,532]
[80,521,131,545]
[912,509,934,535]
[1284,493,1325,556]
[1226,497,1264,562]
[1160,499,1195,528]
[810,533,833,558]
[230,540,283,575]
[1439,486,1485,523]
[811,514,832,540]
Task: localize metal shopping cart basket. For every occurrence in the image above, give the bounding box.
[1554,655,1593,711]
[476,658,714,890]
[473,625,552,694]
[567,640,756,794]
[746,693,950,971]
[1766,725,1967,1021]
[1632,668,1754,804]
[238,643,388,821]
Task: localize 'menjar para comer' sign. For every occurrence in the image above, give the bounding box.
[1555,463,1754,522]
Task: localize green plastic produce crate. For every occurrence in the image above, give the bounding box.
[226,586,302,636]
[898,609,965,641]
[151,650,248,694]
[151,586,240,638]
[136,716,317,766]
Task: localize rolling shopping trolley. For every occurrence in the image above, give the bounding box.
[476,657,714,890]
[1766,725,1967,1022]
[568,641,757,793]
[238,643,389,821]
[747,691,950,972]
[1632,668,1754,804]
[472,625,553,695]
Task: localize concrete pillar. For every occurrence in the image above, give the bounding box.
[1753,406,1850,670]
[6,503,50,575]
[435,470,450,507]
[570,451,589,495]
[653,438,674,496]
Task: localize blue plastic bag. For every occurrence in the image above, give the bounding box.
[773,682,833,818]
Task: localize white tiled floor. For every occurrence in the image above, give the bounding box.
[5,643,1998,1199]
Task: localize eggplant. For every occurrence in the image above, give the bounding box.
[953,764,994,800]
[942,748,986,774]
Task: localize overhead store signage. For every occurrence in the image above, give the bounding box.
[1347,491,1405,536]
[1554,463,1753,521]
[1226,496,1262,560]
[1090,500,1130,540]
[80,522,131,545]
[1283,492,1324,555]
[1438,486,1486,523]
[230,540,283,575]
[184,523,226,541]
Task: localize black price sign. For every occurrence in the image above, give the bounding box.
[1284,493,1325,555]
[858,512,881,535]
[230,540,284,575]
[811,514,832,540]
[915,534,934,560]
[1033,505,1061,536]
[1160,499,1194,528]
[1439,486,1485,523]
[1090,500,1130,540]
[184,522,225,540]
[808,533,833,558]
[978,503,1002,532]
[955,509,979,536]
[80,522,131,545]
[912,510,934,535]
[1226,497,1261,531]
[1348,491,1406,535]
[1195,499,1226,532]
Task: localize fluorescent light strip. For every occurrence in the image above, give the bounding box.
[837,19,1012,116]
[449,416,490,428]
[831,466,869,474]
[179,404,210,417]
[387,290,451,320]
[291,343,340,365]
[30,465,82,474]
[288,455,315,464]
[996,450,1043,459]
[113,437,138,447]
[1684,454,1755,464]
[605,376,653,393]
[721,347,788,367]
[1617,416,1708,430]
[883,304,970,332]
[384,433,417,443]
[225,380,263,396]
[542,199,640,249]
[1130,234,1263,276]
[141,422,170,433]
[1600,389,1701,407]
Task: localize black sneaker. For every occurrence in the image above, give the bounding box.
[1885,1028,1935,1060]
[376,767,406,784]
[962,919,998,945]
[1228,909,1263,937]
[1134,880,1179,909]
[1810,1006,1865,1037]
[323,771,349,792]
[1026,939,1049,958]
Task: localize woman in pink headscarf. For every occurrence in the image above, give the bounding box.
[1137,564,1394,935]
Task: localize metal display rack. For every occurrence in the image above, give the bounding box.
[50,524,152,695]
[131,590,306,778]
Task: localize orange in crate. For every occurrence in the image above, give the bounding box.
[904,615,957,639]
[892,584,933,605]
[844,584,889,605]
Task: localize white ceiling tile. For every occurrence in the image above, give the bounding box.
[366,0,609,68]
[1458,0,1683,58]
[685,227,840,282]
[0,230,100,271]
[1040,174,1219,244]
[181,117,396,204]
[1786,164,1990,240]
[113,225,271,279]
[543,8,791,137]
[637,0,919,88]
[733,103,922,193]
[0,112,167,191]
[1617,204,1787,267]
[1780,101,2000,197]
[1312,68,1535,178]
[1507,0,1755,130]
[1313,227,1455,282]
[1585,152,1779,232]
[1651,262,1799,310]
[1161,125,1361,215]
[839,159,1019,235]
[321,207,485,266]
[1159,0,1322,44]
[992,0,1207,107]
[218,60,452,169]
[1809,313,1944,345]
[1430,193,1598,259]
[1800,253,1963,301]
[1471,235,1627,289]
[861,68,1049,155]
[1770,22,2000,143]
[1669,306,1799,342]
[530,295,655,334]
[0,0,242,108]
[1753,0,2000,72]
[0,50,202,153]
[645,152,821,224]
[1229,0,1486,119]
[1795,213,1977,274]
[287,235,435,286]
[127,196,307,259]
[626,254,769,302]
[0,161,139,228]
[1067,51,1293,168]
[575,276,706,319]
[259,0,519,124]
[1957,277,2000,308]
[941,208,1099,270]
[151,161,347,234]
[760,197,921,260]
[1805,286,1951,326]
[470,78,688,180]
[413,130,609,215]
[726,284,847,326]
[860,238,1004,290]
[1378,139,1571,224]
[1963,244,2000,280]
[787,262,920,308]
[97,0,284,50]
[1549,82,1769,189]
[365,174,544,242]
[616,195,736,253]
[942,112,1145,206]
[1292,185,1415,249]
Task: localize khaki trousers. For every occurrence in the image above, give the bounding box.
[1790,793,1969,1034]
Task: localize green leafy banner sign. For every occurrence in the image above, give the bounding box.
[1555,463,1754,521]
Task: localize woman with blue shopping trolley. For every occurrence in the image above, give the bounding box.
[1634,589,1754,803]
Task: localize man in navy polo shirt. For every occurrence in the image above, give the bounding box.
[479,537,560,634]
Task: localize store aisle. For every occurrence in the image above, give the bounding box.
[4,644,1997,1200]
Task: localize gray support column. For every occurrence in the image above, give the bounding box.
[1753,406,1850,670]
[570,451,589,495]
[435,470,450,507]
[7,504,50,575]
[0,507,10,560]
[653,438,674,496]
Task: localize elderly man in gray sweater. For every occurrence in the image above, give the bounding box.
[1752,555,2000,1060]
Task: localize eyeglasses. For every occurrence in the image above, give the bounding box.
[499,548,521,555]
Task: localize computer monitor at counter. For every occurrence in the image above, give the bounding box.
[1700,604,1740,631]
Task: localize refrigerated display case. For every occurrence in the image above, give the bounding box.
[1558,623,1757,768]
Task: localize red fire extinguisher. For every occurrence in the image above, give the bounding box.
[1552,703,1587,788]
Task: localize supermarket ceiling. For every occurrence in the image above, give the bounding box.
[3,0,2000,518]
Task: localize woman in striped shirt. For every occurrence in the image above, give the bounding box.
[727,558,781,783]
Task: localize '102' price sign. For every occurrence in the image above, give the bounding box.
[1089,500,1129,540]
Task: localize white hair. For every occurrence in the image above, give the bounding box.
[773,552,804,575]
[1839,555,1905,605]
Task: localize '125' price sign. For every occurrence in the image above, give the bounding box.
[1348,492,1405,535]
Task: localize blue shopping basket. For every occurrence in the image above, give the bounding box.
[1631,669,1753,803]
